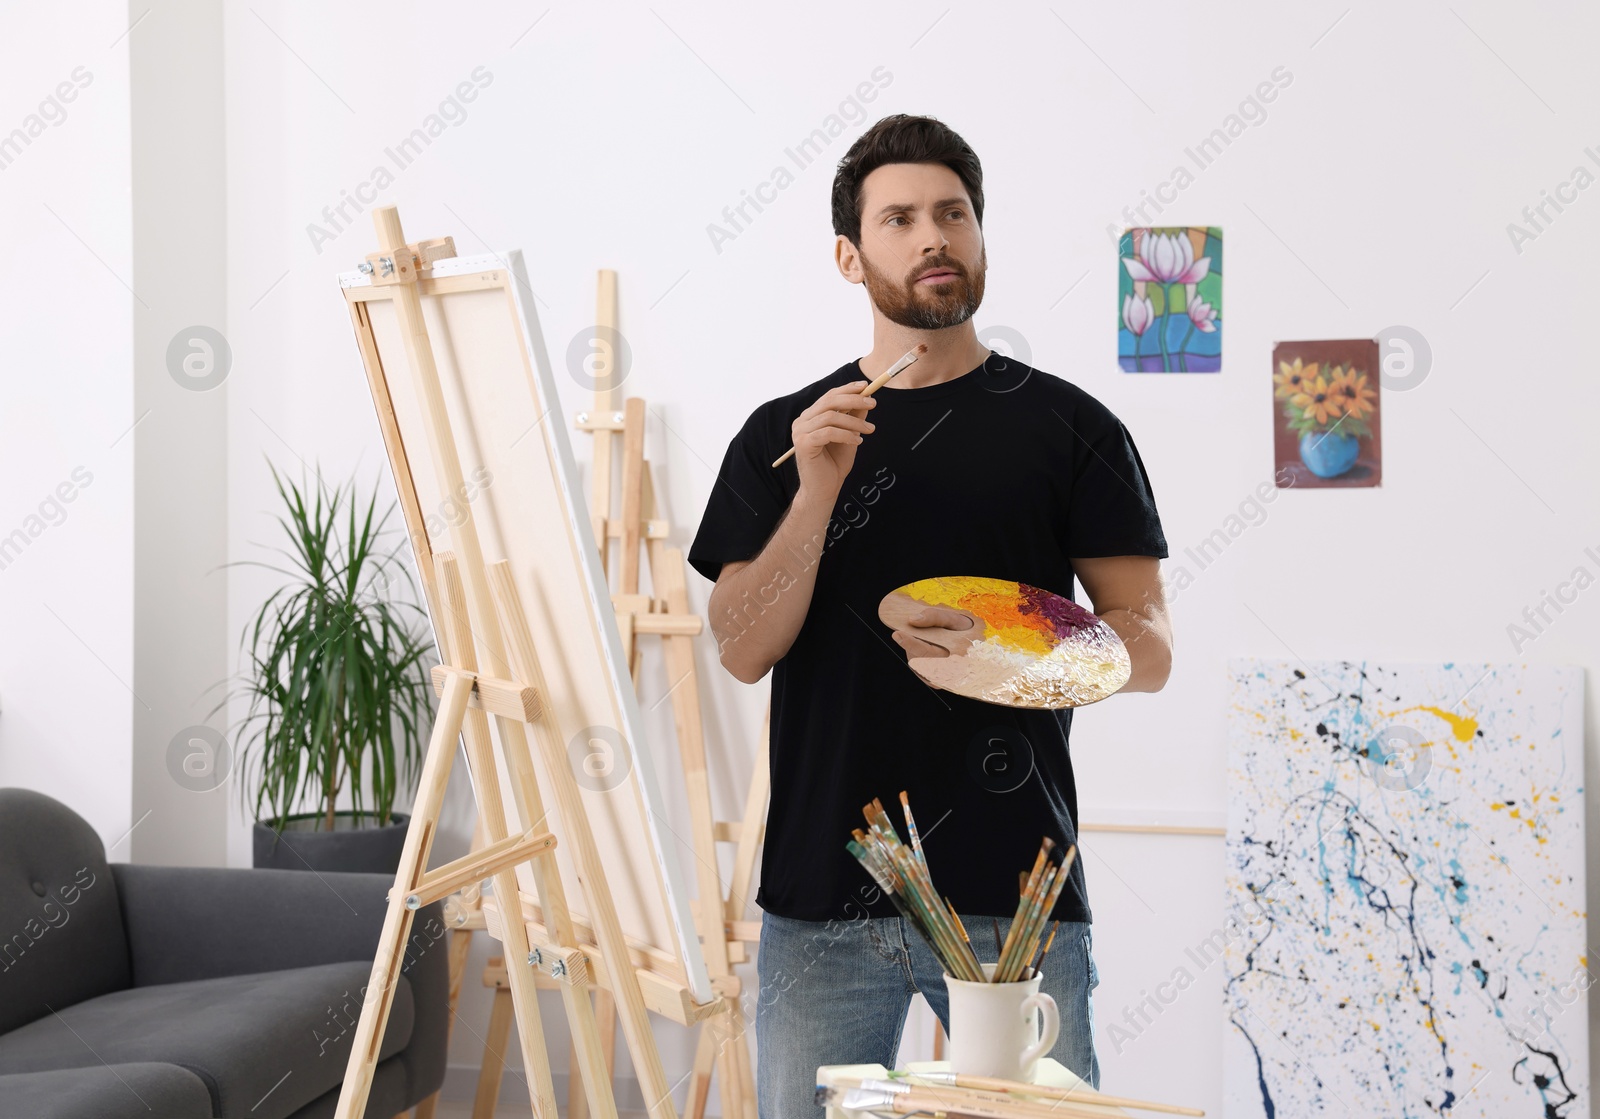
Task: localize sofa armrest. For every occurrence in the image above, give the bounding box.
[112,865,450,1102]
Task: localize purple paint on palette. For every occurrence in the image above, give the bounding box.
[1016,582,1096,638]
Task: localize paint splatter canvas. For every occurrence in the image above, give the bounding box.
[1224,659,1588,1117]
[877,576,1129,708]
[1118,226,1222,372]
[1273,339,1382,488]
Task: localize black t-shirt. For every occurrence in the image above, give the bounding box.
[687,353,1168,924]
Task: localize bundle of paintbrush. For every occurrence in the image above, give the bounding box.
[846,793,987,981]
[844,793,1079,983]
[993,838,1076,982]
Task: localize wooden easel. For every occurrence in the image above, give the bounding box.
[335,207,720,1119]
[449,270,772,1119]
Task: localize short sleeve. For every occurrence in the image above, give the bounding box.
[687,403,796,584]
[1059,397,1168,559]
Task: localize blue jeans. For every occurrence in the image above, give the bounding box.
[754,910,1100,1119]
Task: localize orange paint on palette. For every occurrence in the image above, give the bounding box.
[898,576,1102,657]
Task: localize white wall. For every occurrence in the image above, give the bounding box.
[204,0,1600,1111]
[0,4,135,855]
[0,1,231,870]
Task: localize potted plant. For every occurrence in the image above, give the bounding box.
[1275,358,1377,479]
[231,465,436,873]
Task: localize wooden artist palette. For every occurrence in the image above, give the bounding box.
[877,576,1131,709]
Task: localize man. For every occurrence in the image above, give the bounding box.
[687,114,1172,1118]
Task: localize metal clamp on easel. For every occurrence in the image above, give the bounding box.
[358,236,456,286]
[527,940,590,986]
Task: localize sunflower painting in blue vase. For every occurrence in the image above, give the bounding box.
[1272,339,1382,488]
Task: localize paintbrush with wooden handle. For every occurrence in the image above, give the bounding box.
[817,1081,1114,1119]
[890,1069,1205,1116]
[771,343,926,468]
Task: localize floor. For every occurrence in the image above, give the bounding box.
[427,1106,650,1119]
[425,1101,649,1119]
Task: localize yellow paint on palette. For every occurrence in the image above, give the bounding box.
[897,576,1056,656]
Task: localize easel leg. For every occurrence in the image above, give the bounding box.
[334,672,472,1119]
[473,983,516,1119]
[731,715,769,1119]
[686,1020,717,1119]
[596,989,618,1084]
[412,926,475,1119]
[692,997,752,1119]
[721,998,757,1119]
[567,988,617,1119]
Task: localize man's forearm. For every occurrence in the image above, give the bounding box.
[1100,605,1172,693]
[709,487,837,683]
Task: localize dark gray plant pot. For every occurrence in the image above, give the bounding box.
[252,810,411,874]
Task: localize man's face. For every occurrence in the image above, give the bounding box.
[844,162,986,330]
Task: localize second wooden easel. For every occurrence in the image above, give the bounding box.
[575,269,764,1119]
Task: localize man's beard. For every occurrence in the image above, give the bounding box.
[860,246,986,331]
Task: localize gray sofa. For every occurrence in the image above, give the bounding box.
[0,788,448,1119]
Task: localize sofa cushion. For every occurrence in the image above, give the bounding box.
[0,1062,213,1119]
[0,961,414,1119]
[0,788,130,1034]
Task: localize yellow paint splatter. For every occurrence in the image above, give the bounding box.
[1396,705,1478,742]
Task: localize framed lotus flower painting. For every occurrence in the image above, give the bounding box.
[1118,225,1222,372]
[1272,339,1382,488]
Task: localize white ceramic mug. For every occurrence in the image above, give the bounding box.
[945,963,1061,1081]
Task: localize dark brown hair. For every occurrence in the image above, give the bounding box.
[831,114,984,245]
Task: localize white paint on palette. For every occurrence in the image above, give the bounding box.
[1223,660,1587,1118]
